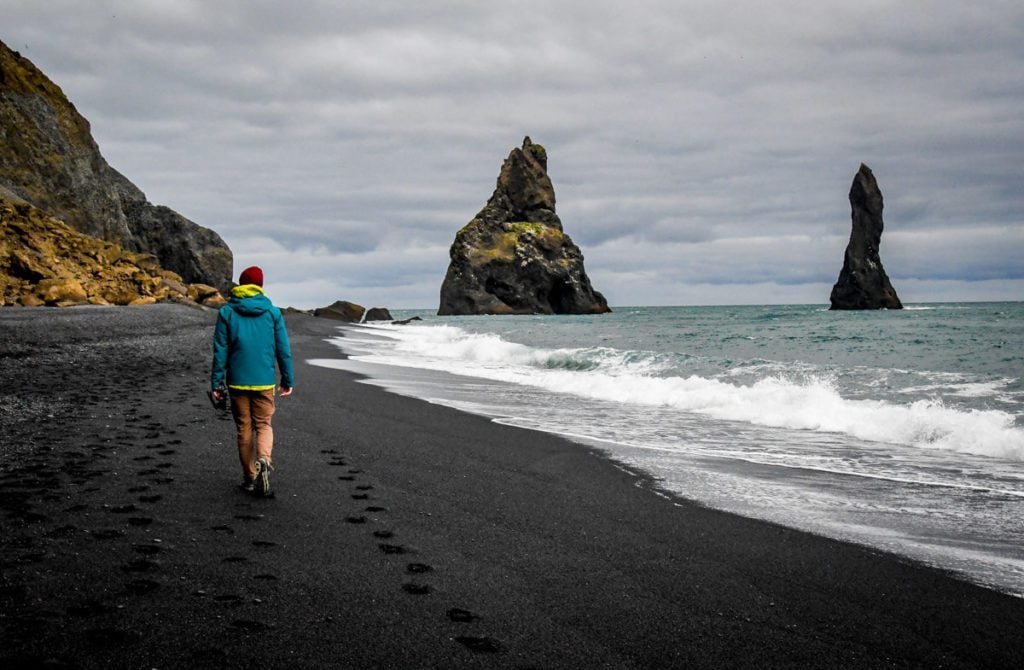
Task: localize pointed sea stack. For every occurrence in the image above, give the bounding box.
[438,137,610,315]
[829,164,902,310]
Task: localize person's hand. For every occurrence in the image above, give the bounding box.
[212,388,226,402]
[279,386,293,397]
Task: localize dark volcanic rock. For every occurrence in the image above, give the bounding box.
[108,170,232,292]
[313,300,365,322]
[830,164,903,310]
[364,307,393,321]
[393,316,422,325]
[438,137,610,316]
[0,40,232,292]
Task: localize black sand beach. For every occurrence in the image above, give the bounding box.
[1,304,1023,669]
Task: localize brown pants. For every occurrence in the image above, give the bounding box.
[230,388,276,479]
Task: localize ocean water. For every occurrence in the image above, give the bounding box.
[309,303,1024,597]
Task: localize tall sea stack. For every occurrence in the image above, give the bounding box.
[829,164,902,310]
[0,40,232,291]
[438,137,610,315]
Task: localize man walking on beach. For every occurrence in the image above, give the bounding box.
[211,266,294,496]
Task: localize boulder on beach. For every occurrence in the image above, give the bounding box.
[364,307,393,321]
[830,164,903,310]
[0,39,233,292]
[313,300,365,322]
[438,137,610,316]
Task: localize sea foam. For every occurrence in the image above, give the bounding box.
[346,323,1024,462]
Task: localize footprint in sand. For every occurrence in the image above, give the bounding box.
[379,543,408,555]
[407,563,433,574]
[234,514,263,522]
[139,494,162,503]
[365,506,387,513]
[125,579,160,595]
[402,583,432,595]
[373,530,394,539]
[127,517,153,527]
[252,539,277,548]
[345,515,367,524]
[213,594,242,603]
[456,636,502,653]
[210,524,234,534]
[121,558,159,573]
[337,475,355,481]
[448,608,479,623]
[356,485,373,491]
[351,493,370,500]
[91,529,125,540]
[109,504,138,514]
[132,544,161,555]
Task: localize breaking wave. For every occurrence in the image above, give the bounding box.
[343,324,1024,462]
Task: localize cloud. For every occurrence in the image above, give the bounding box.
[3,1,1022,308]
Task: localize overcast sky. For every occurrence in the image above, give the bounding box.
[4,1,1022,308]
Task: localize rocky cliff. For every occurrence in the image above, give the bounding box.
[0,40,232,291]
[830,164,903,310]
[439,137,610,315]
[1,193,224,307]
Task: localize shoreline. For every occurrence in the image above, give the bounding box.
[319,320,1024,600]
[2,305,1023,668]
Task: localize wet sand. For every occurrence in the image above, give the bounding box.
[1,304,1022,669]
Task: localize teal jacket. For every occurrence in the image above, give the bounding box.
[211,285,294,391]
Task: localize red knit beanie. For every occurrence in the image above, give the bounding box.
[239,266,264,287]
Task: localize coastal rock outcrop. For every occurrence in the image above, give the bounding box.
[1,194,225,307]
[392,316,422,325]
[313,300,365,322]
[438,137,610,315]
[830,164,903,310]
[312,302,393,322]
[0,40,232,291]
[365,307,393,321]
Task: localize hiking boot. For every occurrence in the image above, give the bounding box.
[254,458,271,497]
